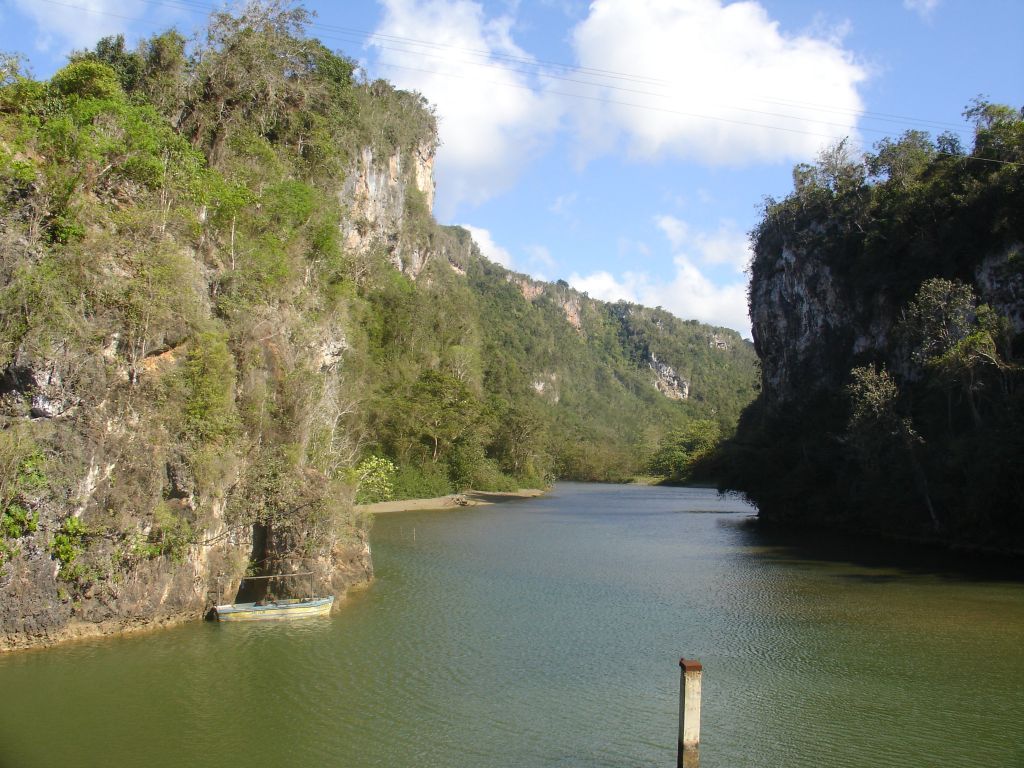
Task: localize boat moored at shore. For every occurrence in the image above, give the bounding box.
[213,596,335,622]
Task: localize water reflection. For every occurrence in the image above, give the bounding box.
[0,484,1021,768]
[725,515,1024,582]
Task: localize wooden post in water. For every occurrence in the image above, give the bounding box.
[677,658,702,768]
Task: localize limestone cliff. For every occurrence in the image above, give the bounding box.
[731,113,1024,550]
[0,68,429,652]
[0,240,374,651]
[750,239,1023,410]
[749,243,888,407]
[339,139,437,276]
[0,57,449,650]
[509,275,583,330]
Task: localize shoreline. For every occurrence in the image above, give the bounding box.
[357,488,547,515]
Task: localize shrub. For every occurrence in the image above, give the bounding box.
[354,456,395,504]
[51,516,87,577]
[0,432,46,569]
[142,502,196,564]
[390,462,452,501]
[50,60,123,100]
[182,330,238,442]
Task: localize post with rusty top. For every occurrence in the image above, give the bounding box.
[678,658,702,768]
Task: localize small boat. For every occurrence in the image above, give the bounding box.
[214,595,334,622]
[213,571,334,622]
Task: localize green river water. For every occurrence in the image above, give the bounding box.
[1,483,1022,767]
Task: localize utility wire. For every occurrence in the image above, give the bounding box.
[23,0,1021,166]
[356,39,971,139]
[335,26,969,133]
[32,0,975,136]
[252,10,970,133]
[381,60,1024,170]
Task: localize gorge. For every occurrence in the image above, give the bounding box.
[0,8,756,651]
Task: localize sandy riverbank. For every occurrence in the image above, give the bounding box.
[357,488,547,515]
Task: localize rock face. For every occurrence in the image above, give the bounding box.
[531,372,560,403]
[649,354,689,400]
[975,244,1024,332]
[339,139,437,277]
[0,349,374,650]
[750,245,863,407]
[0,354,81,420]
[738,187,1024,548]
[0,129,442,652]
[509,275,585,331]
[0,141,411,651]
[750,241,1023,410]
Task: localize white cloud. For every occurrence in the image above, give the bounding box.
[570,270,641,303]
[654,215,688,250]
[567,0,868,165]
[691,222,752,271]
[903,0,940,19]
[11,0,186,57]
[525,244,556,270]
[570,217,753,336]
[371,0,561,217]
[368,0,867,217]
[570,259,750,337]
[14,0,139,53]
[461,224,513,267]
[655,215,750,271]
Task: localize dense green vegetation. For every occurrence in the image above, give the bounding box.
[347,222,756,492]
[0,3,757,592]
[724,103,1024,552]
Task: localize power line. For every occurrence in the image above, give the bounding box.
[31,0,975,136]
[339,25,969,133]
[254,12,973,133]
[382,61,881,143]
[268,11,971,133]
[382,60,1024,171]
[23,0,1021,168]
[358,39,971,140]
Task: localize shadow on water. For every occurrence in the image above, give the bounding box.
[724,516,1024,583]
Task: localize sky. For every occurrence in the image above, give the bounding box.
[1,0,1022,337]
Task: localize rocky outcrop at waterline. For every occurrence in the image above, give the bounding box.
[726,111,1024,552]
[0,320,374,651]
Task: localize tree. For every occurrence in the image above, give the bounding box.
[803,138,866,195]
[898,278,1009,427]
[866,130,936,188]
[182,331,238,442]
[899,278,976,366]
[50,60,123,100]
[0,52,30,86]
[74,34,144,92]
[649,419,721,479]
[183,0,331,164]
[408,370,480,462]
[491,402,550,481]
[845,365,938,530]
[964,98,1024,162]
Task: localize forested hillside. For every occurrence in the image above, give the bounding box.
[724,104,1024,552]
[0,4,755,649]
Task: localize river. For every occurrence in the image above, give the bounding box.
[1,483,1022,767]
